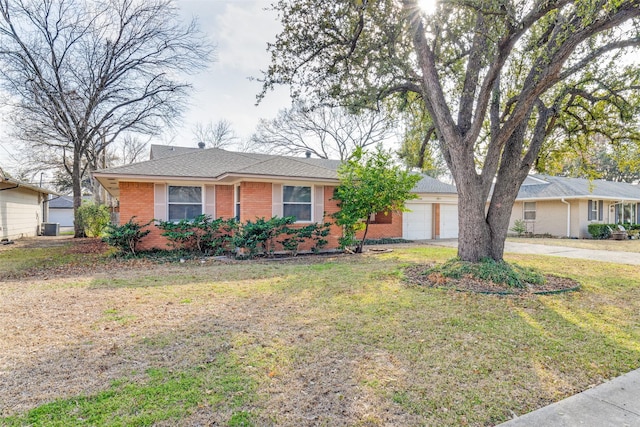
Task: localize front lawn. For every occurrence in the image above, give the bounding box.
[1,242,639,426]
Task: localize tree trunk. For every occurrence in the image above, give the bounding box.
[356,217,371,254]
[456,158,532,262]
[456,187,493,262]
[72,152,84,238]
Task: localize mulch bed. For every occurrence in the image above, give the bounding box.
[404,264,580,295]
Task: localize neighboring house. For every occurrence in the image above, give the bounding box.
[48,195,75,227]
[93,145,459,250]
[0,170,58,240]
[509,175,640,238]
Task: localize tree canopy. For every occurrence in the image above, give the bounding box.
[333,147,420,253]
[252,101,395,160]
[0,0,212,236]
[261,0,640,262]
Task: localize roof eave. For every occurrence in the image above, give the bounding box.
[1,178,59,195]
[515,195,640,202]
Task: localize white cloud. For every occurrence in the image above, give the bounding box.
[213,1,281,72]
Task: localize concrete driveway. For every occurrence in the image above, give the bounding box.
[425,239,640,266]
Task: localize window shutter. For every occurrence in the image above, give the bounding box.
[204,185,216,217]
[598,200,603,221]
[154,183,167,221]
[615,204,620,222]
[637,203,640,223]
[587,200,593,221]
[314,185,324,223]
[272,183,282,217]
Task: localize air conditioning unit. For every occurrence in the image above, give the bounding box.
[42,223,60,236]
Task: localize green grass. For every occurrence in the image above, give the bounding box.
[427,257,545,287]
[0,241,113,279]
[2,358,256,427]
[1,244,639,425]
[0,245,76,276]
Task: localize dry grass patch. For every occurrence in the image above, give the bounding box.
[507,237,640,253]
[1,243,639,426]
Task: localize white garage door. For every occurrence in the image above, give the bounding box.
[48,209,75,227]
[440,204,458,238]
[403,203,432,240]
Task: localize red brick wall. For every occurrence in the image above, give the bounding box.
[240,182,272,221]
[359,210,403,240]
[118,182,166,250]
[216,185,234,219]
[118,181,404,252]
[323,186,342,249]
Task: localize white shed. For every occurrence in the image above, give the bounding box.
[0,174,57,240]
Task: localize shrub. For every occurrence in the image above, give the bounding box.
[103,217,152,255]
[205,218,238,255]
[510,219,526,237]
[156,215,238,255]
[427,257,545,289]
[156,218,197,250]
[588,224,611,240]
[278,222,332,256]
[77,201,111,237]
[232,216,294,258]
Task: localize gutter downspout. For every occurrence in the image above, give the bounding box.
[561,198,570,237]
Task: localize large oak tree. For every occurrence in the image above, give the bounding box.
[0,0,212,237]
[260,0,640,262]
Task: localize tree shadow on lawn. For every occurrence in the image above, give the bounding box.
[3,252,639,426]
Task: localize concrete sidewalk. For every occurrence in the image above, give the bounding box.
[497,369,640,426]
[426,239,640,266]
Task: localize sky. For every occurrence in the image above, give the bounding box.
[0,0,291,175]
[175,0,290,142]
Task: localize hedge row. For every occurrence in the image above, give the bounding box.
[588,223,640,240]
[104,214,331,258]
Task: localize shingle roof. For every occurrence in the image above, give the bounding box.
[94,146,459,198]
[48,195,74,208]
[97,147,341,180]
[412,175,457,194]
[517,175,640,201]
[149,144,200,159]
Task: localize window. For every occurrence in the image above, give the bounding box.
[588,200,602,221]
[168,186,202,222]
[283,185,311,221]
[523,202,536,221]
[616,202,637,224]
[370,211,393,224]
[235,184,241,220]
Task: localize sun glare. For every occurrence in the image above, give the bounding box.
[418,0,437,14]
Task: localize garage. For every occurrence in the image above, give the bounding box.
[402,202,459,240]
[403,202,433,240]
[402,175,459,241]
[439,204,459,239]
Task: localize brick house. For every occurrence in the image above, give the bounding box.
[93,145,458,250]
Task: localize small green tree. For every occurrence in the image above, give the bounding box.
[333,147,420,253]
[77,201,111,237]
[510,219,526,237]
